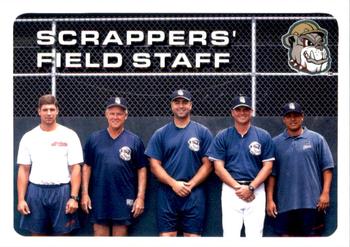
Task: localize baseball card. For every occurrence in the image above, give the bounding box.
[1,0,349,247]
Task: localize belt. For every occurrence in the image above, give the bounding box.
[237,181,252,185]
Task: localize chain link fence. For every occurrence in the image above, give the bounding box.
[13,13,338,117]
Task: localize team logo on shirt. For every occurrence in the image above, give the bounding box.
[188,137,200,152]
[119,146,132,161]
[303,141,312,150]
[51,141,68,147]
[249,141,261,156]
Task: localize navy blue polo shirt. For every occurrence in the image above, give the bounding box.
[272,127,334,213]
[84,129,148,221]
[145,121,213,181]
[207,125,275,181]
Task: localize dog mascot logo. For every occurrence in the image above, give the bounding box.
[282,20,331,74]
[188,137,200,152]
[249,141,261,156]
[119,146,132,161]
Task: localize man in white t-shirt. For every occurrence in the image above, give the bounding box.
[17,94,83,235]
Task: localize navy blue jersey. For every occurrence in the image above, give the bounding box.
[207,126,275,181]
[145,121,213,181]
[272,127,334,213]
[84,129,148,221]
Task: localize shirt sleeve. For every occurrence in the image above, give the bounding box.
[270,138,278,176]
[67,130,84,166]
[200,128,213,158]
[318,135,334,170]
[144,130,163,161]
[17,134,31,165]
[134,137,149,169]
[206,130,226,161]
[83,134,93,166]
[261,131,275,162]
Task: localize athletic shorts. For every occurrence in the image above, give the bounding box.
[90,218,132,226]
[19,183,79,235]
[156,185,206,234]
[274,208,325,236]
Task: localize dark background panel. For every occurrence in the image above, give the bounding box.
[14,74,338,118]
[13,76,52,117]
[13,21,52,47]
[255,76,337,117]
[54,75,252,117]
[14,18,252,74]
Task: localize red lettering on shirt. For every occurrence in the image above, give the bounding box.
[51,141,68,147]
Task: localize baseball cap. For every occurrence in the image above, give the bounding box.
[170,89,192,101]
[231,95,252,110]
[105,97,128,110]
[282,102,303,116]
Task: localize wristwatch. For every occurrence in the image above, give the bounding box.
[248,185,255,192]
[70,195,80,202]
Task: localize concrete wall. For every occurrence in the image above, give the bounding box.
[13,116,337,236]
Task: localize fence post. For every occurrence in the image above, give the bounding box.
[51,20,57,97]
[251,17,257,116]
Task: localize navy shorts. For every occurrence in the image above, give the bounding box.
[90,218,132,226]
[19,183,79,235]
[157,185,206,234]
[274,208,325,236]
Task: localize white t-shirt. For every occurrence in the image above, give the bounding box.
[17,124,83,185]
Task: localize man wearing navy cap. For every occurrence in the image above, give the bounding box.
[81,97,148,236]
[266,102,334,236]
[207,95,275,237]
[145,89,213,236]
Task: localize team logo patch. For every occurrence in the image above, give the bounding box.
[188,137,200,152]
[303,141,312,150]
[119,146,131,161]
[288,103,296,110]
[239,96,246,103]
[249,141,261,156]
[282,20,331,74]
[114,97,121,104]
